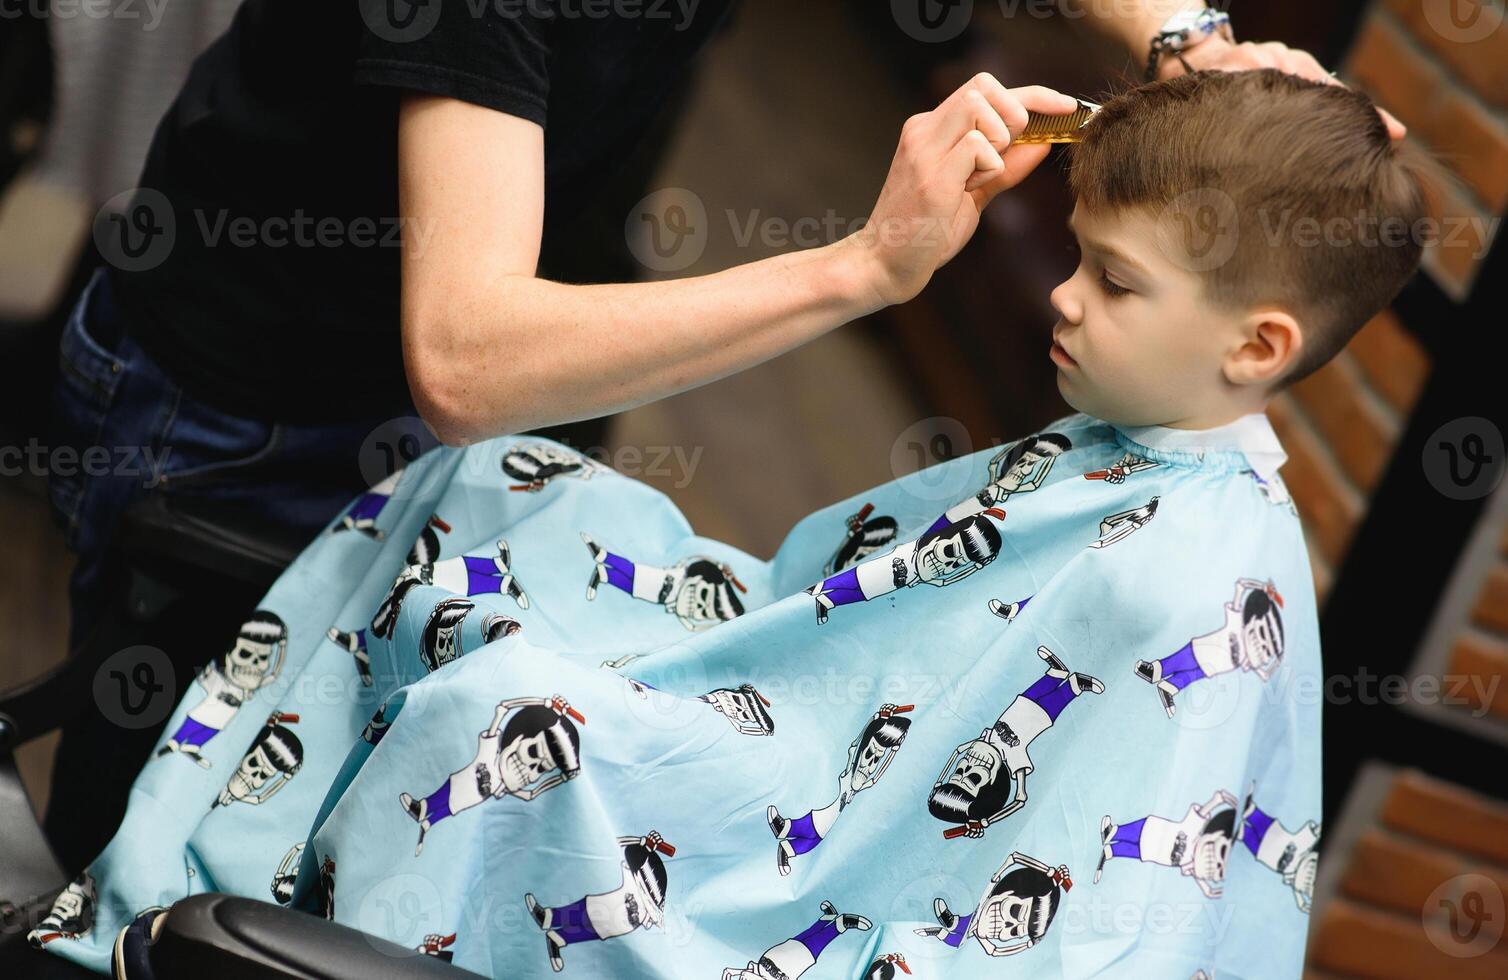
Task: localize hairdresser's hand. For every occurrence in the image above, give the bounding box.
[854,74,1078,308]
[1161,36,1407,141]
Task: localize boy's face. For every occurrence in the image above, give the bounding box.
[1049,203,1245,427]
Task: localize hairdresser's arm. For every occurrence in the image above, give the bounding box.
[400,82,1075,445]
[1062,0,1406,139]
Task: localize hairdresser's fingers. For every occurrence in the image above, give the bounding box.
[932,73,1027,145]
[1242,41,1285,69]
[992,83,1082,150]
[1274,46,1404,138]
[1279,47,1408,139]
[1258,41,1296,61]
[965,75,1059,141]
[970,142,1053,204]
[1378,106,1407,140]
[1274,46,1331,86]
[1260,43,1409,141]
[944,129,1006,194]
[938,75,1078,150]
[925,87,1014,159]
[1197,39,1279,71]
[1004,84,1081,118]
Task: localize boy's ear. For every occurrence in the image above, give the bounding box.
[1225,309,1302,388]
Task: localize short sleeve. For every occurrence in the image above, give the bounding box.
[352,0,557,126]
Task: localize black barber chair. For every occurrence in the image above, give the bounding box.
[0,494,481,978]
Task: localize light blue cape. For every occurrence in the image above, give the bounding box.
[41,411,1321,979]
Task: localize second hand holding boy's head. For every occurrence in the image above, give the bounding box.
[1050,69,1430,430]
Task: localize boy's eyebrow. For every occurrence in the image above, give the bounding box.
[1066,213,1152,279]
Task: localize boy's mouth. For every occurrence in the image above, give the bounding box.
[1050,335,1078,369]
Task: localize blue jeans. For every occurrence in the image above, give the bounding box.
[44,267,412,870]
[48,268,403,647]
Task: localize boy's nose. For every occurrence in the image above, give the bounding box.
[1049,278,1081,323]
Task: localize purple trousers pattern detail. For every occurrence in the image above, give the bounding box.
[547,897,602,945]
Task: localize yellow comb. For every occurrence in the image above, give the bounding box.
[1013,99,1101,144]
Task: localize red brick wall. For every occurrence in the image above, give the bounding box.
[1269,310,1429,601]
[1345,0,1508,298]
[1310,770,1508,977]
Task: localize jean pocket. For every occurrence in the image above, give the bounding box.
[49,275,122,542]
[55,271,125,410]
[155,388,284,491]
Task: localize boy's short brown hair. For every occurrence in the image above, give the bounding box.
[1067,69,1430,389]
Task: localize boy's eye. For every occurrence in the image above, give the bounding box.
[1098,270,1130,297]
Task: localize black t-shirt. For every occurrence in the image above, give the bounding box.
[110,0,735,423]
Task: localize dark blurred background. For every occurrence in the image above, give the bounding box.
[1,2,1505,976]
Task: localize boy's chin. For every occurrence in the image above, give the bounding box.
[1055,371,1091,416]
[1057,374,1130,426]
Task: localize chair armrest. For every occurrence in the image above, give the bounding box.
[148,894,483,979]
[116,493,309,589]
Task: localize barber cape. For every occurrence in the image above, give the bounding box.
[41,411,1322,979]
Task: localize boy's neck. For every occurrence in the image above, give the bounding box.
[1155,400,1271,431]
